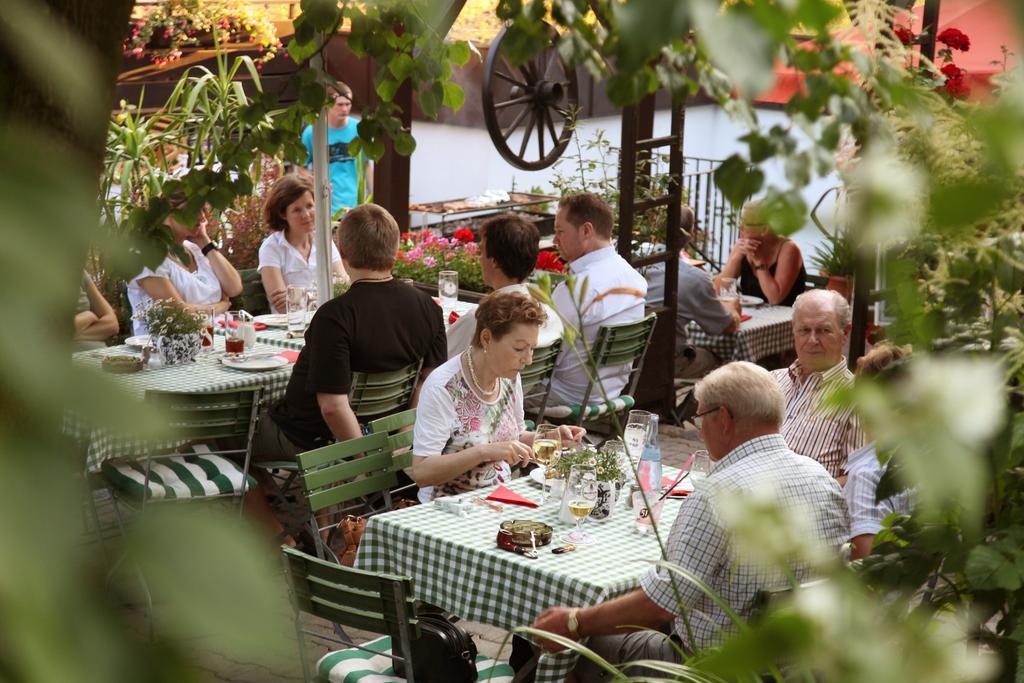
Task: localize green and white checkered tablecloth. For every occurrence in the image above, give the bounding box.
[687,304,794,363]
[66,337,293,468]
[219,299,481,351]
[356,474,684,682]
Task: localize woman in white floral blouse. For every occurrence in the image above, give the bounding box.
[411,291,585,502]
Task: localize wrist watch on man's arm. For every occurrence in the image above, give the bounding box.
[567,608,581,639]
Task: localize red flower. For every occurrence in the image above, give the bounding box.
[535,251,565,273]
[894,26,914,46]
[866,323,886,346]
[452,228,475,243]
[943,76,970,99]
[937,28,970,52]
[940,63,964,80]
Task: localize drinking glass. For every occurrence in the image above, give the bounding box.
[563,464,598,545]
[623,410,654,478]
[600,438,627,485]
[223,311,245,355]
[532,424,562,503]
[199,307,216,351]
[717,276,741,316]
[632,491,666,535]
[690,449,711,484]
[286,285,309,337]
[438,270,459,314]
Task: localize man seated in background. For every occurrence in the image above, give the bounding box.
[548,192,647,406]
[772,289,864,481]
[529,362,848,679]
[644,207,739,378]
[446,213,562,358]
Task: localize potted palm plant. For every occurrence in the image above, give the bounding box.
[810,187,855,301]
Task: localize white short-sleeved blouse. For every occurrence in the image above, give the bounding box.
[127,240,223,335]
[257,231,342,313]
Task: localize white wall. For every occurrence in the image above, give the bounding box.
[408,104,837,272]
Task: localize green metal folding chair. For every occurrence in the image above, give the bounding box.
[296,431,397,562]
[367,408,418,501]
[282,546,514,683]
[348,359,423,419]
[101,387,263,514]
[542,312,658,429]
[519,338,562,430]
[262,360,423,503]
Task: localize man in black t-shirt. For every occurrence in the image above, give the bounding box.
[259,203,447,456]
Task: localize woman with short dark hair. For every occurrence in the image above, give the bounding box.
[411,291,584,502]
[258,174,347,313]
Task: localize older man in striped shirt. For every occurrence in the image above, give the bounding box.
[772,289,864,481]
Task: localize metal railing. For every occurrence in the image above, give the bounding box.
[681,156,738,272]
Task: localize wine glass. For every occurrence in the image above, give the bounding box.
[532,424,561,503]
[600,438,627,485]
[563,464,598,545]
[623,410,654,479]
[690,449,711,484]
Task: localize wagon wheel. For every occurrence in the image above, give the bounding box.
[482,24,579,171]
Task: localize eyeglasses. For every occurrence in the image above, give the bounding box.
[695,406,722,419]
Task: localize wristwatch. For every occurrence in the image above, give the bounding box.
[753,263,768,271]
[567,608,580,638]
[201,242,220,256]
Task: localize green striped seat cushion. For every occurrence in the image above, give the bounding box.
[101,445,255,501]
[316,635,515,683]
[543,394,635,421]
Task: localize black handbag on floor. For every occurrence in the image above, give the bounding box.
[393,612,478,682]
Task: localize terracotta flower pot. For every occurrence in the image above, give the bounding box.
[825,274,852,302]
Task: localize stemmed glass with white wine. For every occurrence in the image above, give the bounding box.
[563,464,598,545]
[532,423,561,503]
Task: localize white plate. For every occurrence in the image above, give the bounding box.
[252,313,288,327]
[253,312,314,328]
[740,295,764,307]
[124,334,150,349]
[221,355,290,372]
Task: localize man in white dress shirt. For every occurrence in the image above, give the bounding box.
[446,213,563,358]
[549,193,648,405]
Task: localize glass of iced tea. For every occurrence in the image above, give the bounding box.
[224,312,245,355]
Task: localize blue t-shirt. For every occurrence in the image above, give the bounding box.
[301,118,360,217]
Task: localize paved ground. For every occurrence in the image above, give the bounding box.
[110,421,705,681]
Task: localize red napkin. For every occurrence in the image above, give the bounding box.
[486,485,539,508]
[448,310,461,325]
[218,320,268,331]
[661,475,694,497]
[740,314,752,322]
[275,350,300,364]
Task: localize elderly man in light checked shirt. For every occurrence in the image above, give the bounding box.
[773,289,865,482]
[530,362,848,680]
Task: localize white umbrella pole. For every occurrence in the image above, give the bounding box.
[311,46,333,308]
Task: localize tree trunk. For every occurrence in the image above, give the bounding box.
[0,0,135,172]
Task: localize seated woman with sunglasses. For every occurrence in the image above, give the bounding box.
[410,292,585,503]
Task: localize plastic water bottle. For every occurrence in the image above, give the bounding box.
[637,414,662,493]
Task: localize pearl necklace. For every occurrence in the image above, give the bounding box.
[464,349,499,398]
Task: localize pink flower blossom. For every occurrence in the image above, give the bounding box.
[423,256,437,267]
